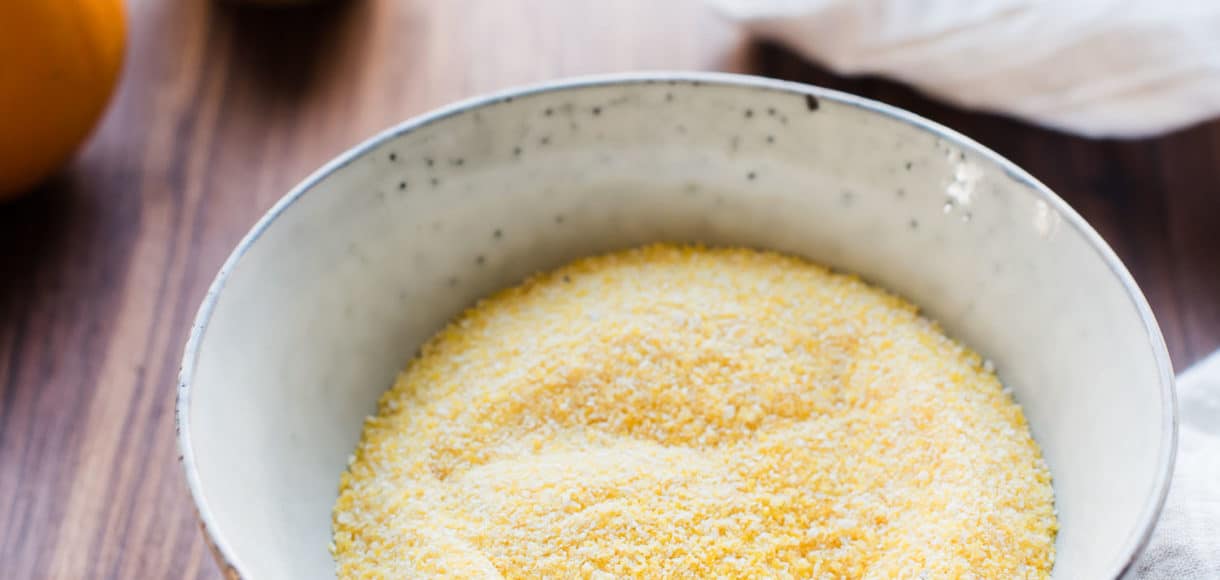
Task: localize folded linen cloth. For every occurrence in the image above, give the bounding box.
[709,0,1220,137]
[1129,351,1220,578]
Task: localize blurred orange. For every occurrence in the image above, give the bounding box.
[0,0,125,200]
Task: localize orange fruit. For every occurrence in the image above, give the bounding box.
[0,0,125,200]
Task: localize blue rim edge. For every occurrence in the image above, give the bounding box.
[175,71,1178,579]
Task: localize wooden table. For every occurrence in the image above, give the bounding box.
[1,0,1216,577]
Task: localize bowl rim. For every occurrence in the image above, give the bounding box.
[176,71,1177,580]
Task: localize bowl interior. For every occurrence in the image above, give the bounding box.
[180,75,1173,579]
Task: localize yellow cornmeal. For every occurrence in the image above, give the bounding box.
[332,244,1057,578]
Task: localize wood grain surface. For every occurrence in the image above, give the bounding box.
[0,0,1216,577]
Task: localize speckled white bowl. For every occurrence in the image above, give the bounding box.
[178,73,1175,579]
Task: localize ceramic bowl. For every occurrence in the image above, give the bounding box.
[178,73,1176,579]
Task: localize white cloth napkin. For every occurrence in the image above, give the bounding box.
[709,0,1220,137]
[1130,351,1220,578]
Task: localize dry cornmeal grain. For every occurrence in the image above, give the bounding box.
[332,244,1057,579]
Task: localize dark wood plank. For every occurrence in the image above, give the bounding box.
[0,2,1215,579]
